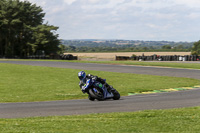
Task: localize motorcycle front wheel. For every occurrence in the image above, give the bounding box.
[112,89,120,100]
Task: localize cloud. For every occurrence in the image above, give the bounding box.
[63,0,77,5]
[173,0,200,8]
[18,0,200,41]
[20,0,46,7]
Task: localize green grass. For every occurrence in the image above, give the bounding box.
[0,61,200,132]
[0,63,199,102]
[1,59,200,69]
[105,60,200,70]
[67,60,200,70]
[0,107,200,132]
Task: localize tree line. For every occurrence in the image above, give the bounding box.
[63,40,200,55]
[0,0,61,58]
[64,44,192,53]
[63,40,199,53]
[192,40,200,55]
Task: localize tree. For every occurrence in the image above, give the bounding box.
[29,24,60,55]
[0,0,60,58]
[162,45,171,49]
[142,47,148,51]
[191,40,200,55]
[58,44,66,54]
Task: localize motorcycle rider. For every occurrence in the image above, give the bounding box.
[78,71,114,94]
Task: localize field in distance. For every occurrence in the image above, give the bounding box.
[65,52,191,60]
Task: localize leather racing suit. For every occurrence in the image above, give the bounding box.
[79,74,111,93]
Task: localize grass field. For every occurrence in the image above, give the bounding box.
[0,107,200,132]
[77,60,200,70]
[1,59,200,69]
[0,62,200,132]
[66,52,191,60]
[0,63,199,102]
[53,59,200,70]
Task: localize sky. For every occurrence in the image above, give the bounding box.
[20,0,200,42]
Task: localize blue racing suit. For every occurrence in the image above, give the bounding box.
[79,74,107,93]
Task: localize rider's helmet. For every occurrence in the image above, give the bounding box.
[78,71,86,81]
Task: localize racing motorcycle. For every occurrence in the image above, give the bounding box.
[84,78,120,101]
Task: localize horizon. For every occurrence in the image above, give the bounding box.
[61,38,195,43]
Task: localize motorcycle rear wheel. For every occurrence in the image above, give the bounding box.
[88,95,95,101]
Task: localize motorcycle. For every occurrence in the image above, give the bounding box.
[84,78,120,101]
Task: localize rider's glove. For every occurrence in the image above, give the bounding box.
[81,86,86,93]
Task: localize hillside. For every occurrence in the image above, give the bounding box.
[62,39,193,48]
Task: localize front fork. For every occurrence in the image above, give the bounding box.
[102,86,113,98]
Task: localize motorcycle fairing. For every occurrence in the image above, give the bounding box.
[84,79,113,99]
[93,81,113,99]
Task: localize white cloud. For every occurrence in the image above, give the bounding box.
[18,0,200,41]
[88,0,101,4]
[173,0,200,8]
[187,13,200,19]
[63,0,77,5]
[21,0,46,7]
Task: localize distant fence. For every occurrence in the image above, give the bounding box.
[116,55,200,61]
[1,54,78,60]
[27,54,78,60]
[60,54,78,60]
[116,56,131,60]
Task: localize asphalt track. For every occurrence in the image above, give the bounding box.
[0,61,200,118]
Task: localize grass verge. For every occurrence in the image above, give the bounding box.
[69,60,200,70]
[0,63,199,102]
[0,107,200,132]
[1,59,200,69]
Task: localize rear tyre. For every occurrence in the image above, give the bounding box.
[88,95,95,101]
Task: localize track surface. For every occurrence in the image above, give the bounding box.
[0,61,200,118]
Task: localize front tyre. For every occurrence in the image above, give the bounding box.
[112,90,120,100]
